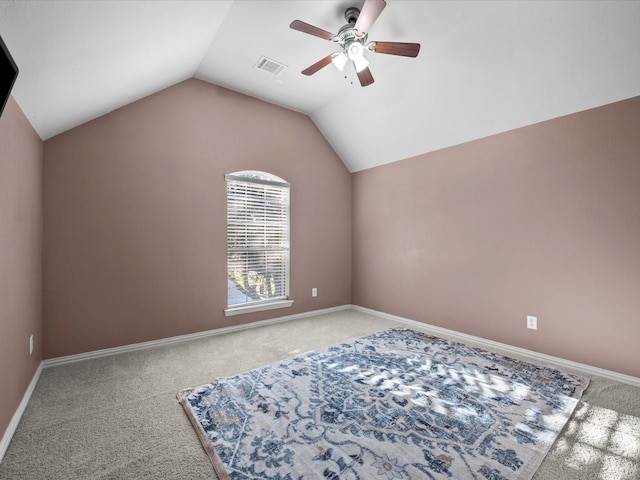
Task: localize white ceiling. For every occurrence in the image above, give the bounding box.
[1,0,639,172]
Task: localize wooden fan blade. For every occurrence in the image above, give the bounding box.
[370,41,421,57]
[302,54,335,76]
[357,67,375,87]
[290,20,334,41]
[354,0,387,34]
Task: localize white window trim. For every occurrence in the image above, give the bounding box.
[224,299,294,317]
[225,171,293,316]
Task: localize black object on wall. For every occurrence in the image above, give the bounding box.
[0,34,19,118]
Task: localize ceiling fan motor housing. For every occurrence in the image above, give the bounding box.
[337,22,368,48]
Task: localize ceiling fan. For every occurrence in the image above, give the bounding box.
[290,0,420,87]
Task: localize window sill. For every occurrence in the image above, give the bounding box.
[224,299,294,317]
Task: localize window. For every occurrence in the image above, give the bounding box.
[225,171,293,316]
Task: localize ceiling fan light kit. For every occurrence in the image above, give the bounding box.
[290,0,420,87]
[331,52,348,71]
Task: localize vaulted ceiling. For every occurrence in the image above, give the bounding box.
[1,0,639,172]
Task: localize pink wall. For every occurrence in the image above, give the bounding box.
[352,97,640,378]
[0,96,43,439]
[39,77,640,379]
[43,79,351,358]
[4,73,638,455]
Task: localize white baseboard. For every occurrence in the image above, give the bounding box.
[0,362,43,464]
[3,303,638,465]
[2,305,349,464]
[42,303,640,385]
[43,304,352,368]
[351,305,640,388]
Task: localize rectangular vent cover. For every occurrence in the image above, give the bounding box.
[255,56,287,76]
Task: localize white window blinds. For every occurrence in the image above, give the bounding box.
[226,172,290,310]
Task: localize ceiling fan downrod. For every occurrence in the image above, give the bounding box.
[344,7,360,24]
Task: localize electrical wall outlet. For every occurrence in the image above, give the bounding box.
[312,287,318,297]
[29,335,34,355]
[527,316,537,330]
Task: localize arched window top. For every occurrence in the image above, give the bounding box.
[225,170,290,188]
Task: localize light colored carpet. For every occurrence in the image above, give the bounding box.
[1,309,638,479]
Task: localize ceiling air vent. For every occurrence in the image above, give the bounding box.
[255,56,287,76]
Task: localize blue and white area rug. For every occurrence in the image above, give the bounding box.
[178,327,589,479]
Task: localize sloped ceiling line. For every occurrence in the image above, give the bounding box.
[1,0,639,172]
